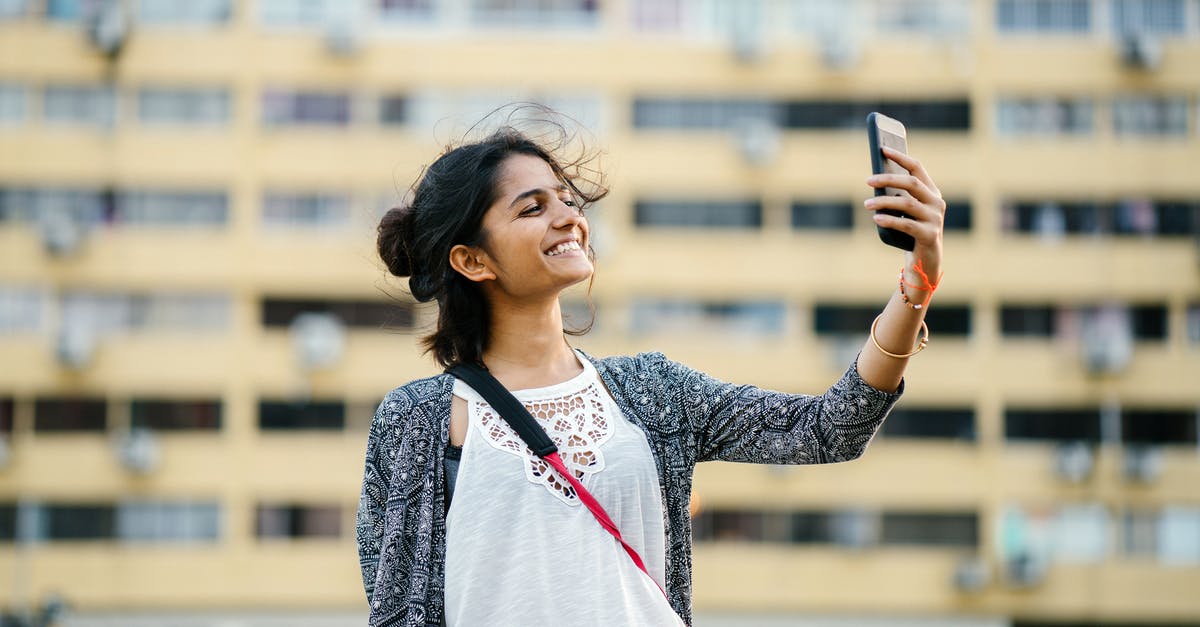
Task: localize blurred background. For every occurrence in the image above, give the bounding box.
[1,0,1198,625]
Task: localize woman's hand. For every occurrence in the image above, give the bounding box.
[864,146,946,301]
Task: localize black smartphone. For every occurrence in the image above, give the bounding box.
[866,112,915,251]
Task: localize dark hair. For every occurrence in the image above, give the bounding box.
[377,118,608,368]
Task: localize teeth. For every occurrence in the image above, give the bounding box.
[546,241,581,256]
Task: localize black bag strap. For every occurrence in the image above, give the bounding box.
[446,363,558,457]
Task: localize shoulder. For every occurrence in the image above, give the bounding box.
[373,373,454,429]
[585,350,682,384]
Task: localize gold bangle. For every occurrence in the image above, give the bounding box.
[870,314,929,359]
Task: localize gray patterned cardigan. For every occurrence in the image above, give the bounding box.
[356,351,903,627]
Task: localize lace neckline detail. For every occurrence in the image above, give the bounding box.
[454,349,595,403]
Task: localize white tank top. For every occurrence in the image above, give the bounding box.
[445,352,685,627]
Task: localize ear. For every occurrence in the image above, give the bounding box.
[448,244,497,283]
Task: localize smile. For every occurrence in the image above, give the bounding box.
[544,240,583,256]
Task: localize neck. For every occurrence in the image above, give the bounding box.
[481,294,579,386]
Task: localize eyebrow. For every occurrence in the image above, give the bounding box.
[507,184,571,210]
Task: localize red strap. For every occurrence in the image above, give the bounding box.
[542,451,667,598]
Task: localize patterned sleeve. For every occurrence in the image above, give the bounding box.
[658,354,903,465]
[356,392,396,603]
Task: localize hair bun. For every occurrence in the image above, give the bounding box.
[377,205,418,278]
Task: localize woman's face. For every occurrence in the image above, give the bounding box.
[474,153,592,298]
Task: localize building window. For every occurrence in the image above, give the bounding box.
[137,0,231,25]
[791,201,853,231]
[629,0,686,32]
[1005,407,1102,443]
[996,98,1093,136]
[261,298,413,329]
[379,0,435,21]
[1112,95,1190,136]
[875,0,971,35]
[261,90,350,127]
[943,200,973,231]
[258,0,336,27]
[137,88,230,126]
[923,305,972,336]
[42,84,116,128]
[1188,303,1200,344]
[379,95,407,126]
[996,0,1093,33]
[1129,304,1168,341]
[0,0,29,19]
[881,512,978,547]
[130,399,221,431]
[117,501,220,542]
[45,0,102,21]
[469,0,600,28]
[814,304,971,337]
[256,504,341,539]
[630,299,785,337]
[0,286,47,334]
[1053,503,1112,563]
[880,407,976,440]
[0,397,13,435]
[0,187,107,226]
[262,192,351,228]
[259,400,345,430]
[42,504,116,540]
[0,83,28,125]
[634,199,762,228]
[117,190,228,226]
[1122,408,1197,445]
[1000,304,1057,337]
[813,304,877,336]
[1158,506,1200,565]
[1002,199,1198,237]
[632,98,777,131]
[1111,0,1186,35]
[782,100,971,130]
[60,292,231,334]
[34,398,107,433]
[0,503,14,541]
[1124,507,1200,565]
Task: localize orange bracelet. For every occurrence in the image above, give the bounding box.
[899,260,943,310]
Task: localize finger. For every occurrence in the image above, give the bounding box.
[872,211,935,244]
[880,147,941,197]
[866,173,941,207]
[865,195,941,227]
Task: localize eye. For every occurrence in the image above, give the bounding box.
[519,204,542,216]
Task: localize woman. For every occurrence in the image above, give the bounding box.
[358,121,945,627]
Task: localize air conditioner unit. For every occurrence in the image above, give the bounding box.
[1004,552,1046,588]
[818,30,858,71]
[38,208,84,257]
[86,0,129,59]
[1080,306,1133,376]
[1122,445,1163,483]
[114,428,159,474]
[734,117,780,166]
[326,20,362,57]
[290,312,346,371]
[1054,441,1094,483]
[832,509,878,550]
[56,319,96,370]
[952,556,990,593]
[1120,33,1162,71]
[730,19,765,64]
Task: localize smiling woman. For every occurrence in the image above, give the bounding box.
[359,105,943,627]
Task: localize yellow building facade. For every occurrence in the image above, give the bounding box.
[1,0,1198,625]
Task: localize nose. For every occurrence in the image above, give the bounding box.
[550,197,585,229]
